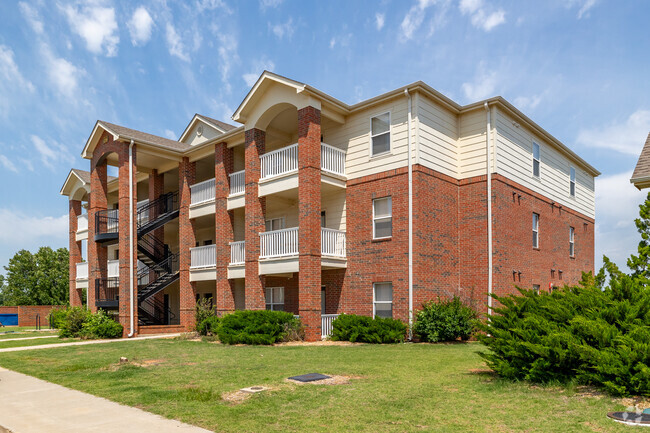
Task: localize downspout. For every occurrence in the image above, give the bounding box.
[484,102,493,316]
[405,89,413,338]
[127,139,135,337]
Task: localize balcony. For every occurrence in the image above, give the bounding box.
[76,214,88,241]
[227,170,245,210]
[258,227,346,275]
[258,143,346,197]
[75,262,88,289]
[189,178,215,219]
[94,209,119,243]
[95,277,119,308]
[228,241,245,279]
[189,244,216,281]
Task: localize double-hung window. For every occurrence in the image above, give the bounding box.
[532,213,540,248]
[371,113,391,156]
[532,142,540,178]
[569,226,575,257]
[265,287,284,311]
[373,282,393,318]
[373,197,392,239]
[570,167,576,197]
[265,217,285,232]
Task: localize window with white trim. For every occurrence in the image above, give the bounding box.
[371,113,391,156]
[570,167,576,197]
[373,197,392,239]
[373,282,393,318]
[265,287,284,311]
[265,217,285,232]
[569,226,575,257]
[532,213,539,248]
[532,142,540,178]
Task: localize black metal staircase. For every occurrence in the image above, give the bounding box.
[138,294,176,326]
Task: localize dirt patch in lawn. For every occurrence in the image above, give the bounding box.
[104,358,166,371]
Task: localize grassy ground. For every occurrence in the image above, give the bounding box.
[0,337,75,349]
[0,339,633,432]
[0,327,58,339]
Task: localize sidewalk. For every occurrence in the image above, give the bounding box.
[0,333,181,353]
[0,367,213,433]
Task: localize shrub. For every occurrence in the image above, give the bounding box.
[331,314,407,343]
[216,310,302,345]
[58,306,91,338]
[48,307,67,329]
[413,296,477,342]
[478,278,650,396]
[80,310,123,339]
[194,298,216,333]
[197,316,220,336]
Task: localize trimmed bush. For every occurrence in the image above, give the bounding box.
[58,306,91,338]
[413,296,477,342]
[331,314,407,343]
[478,278,650,396]
[80,309,123,339]
[216,310,303,345]
[197,316,220,336]
[48,307,68,329]
[55,307,122,339]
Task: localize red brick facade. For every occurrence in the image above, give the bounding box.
[69,199,83,307]
[0,306,64,327]
[178,157,197,329]
[215,142,236,314]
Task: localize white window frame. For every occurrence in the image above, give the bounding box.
[370,112,391,157]
[265,217,285,232]
[532,213,539,248]
[570,166,576,197]
[265,287,284,311]
[569,226,575,257]
[532,142,541,178]
[372,196,392,240]
[372,282,393,318]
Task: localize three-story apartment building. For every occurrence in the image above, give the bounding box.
[61,72,599,340]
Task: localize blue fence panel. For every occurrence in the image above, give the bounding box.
[0,314,19,326]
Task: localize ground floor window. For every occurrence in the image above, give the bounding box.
[373,282,393,318]
[265,287,284,311]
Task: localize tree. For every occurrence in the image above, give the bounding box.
[627,191,650,283]
[1,247,69,306]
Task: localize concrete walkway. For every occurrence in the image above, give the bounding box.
[0,367,213,433]
[0,333,181,353]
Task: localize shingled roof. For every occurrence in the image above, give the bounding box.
[195,114,237,132]
[98,120,191,152]
[631,133,650,189]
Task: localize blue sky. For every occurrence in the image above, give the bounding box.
[0,0,649,276]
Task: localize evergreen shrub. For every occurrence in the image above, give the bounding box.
[331,314,407,343]
[216,310,303,345]
[414,296,477,342]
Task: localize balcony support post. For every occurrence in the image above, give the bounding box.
[69,199,84,307]
[179,157,197,329]
[215,142,236,314]
[118,141,138,335]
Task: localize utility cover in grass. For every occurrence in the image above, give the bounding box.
[288,373,331,382]
[607,411,650,426]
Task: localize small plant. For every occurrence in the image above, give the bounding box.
[48,307,68,329]
[55,307,122,339]
[413,296,478,343]
[80,309,123,339]
[196,315,220,336]
[331,314,407,343]
[195,297,216,335]
[216,310,302,345]
[58,306,92,338]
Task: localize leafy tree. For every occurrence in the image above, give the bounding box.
[627,191,650,283]
[1,247,69,306]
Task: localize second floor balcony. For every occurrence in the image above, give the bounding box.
[76,214,88,241]
[189,244,216,281]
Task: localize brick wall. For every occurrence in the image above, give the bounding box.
[215,142,236,314]
[0,306,64,327]
[69,199,84,307]
[178,157,197,330]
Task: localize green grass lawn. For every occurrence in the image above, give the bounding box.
[0,336,75,349]
[0,329,59,339]
[0,339,633,432]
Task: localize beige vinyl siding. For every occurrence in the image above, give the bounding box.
[325,98,409,180]
[417,96,458,178]
[321,191,346,231]
[233,208,245,241]
[183,123,222,147]
[495,109,595,218]
[458,109,487,179]
[265,198,299,228]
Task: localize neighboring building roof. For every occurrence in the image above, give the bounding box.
[178,114,237,143]
[631,133,650,189]
[196,114,237,132]
[60,168,116,197]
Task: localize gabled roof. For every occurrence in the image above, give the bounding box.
[178,114,237,143]
[82,120,190,159]
[60,168,117,197]
[631,133,650,189]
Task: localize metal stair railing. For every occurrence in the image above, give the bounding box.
[136,191,178,230]
[139,295,176,325]
[137,253,179,301]
[137,232,168,264]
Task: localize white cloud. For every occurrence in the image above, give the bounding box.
[164,129,176,140]
[576,109,650,156]
[61,3,119,56]
[459,0,506,31]
[513,94,543,112]
[166,23,190,62]
[128,7,154,46]
[400,0,450,41]
[215,31,239,91]
[18,2,43,34]
[461,63,498,101]
[329,33,353,50]
[0,45,35,93]
[243,57,275,87]
[565,0,599,19]
[0,155,18,173]
[30,135,75,171]
[260,0,283,10]
[595,170,647,271]
[43,52,83,98]
[375,13,385,31]
[270,18,295,40]
[197,0,232,13]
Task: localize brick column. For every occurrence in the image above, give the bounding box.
[69,199,83,307]
[149,170,165,309]
[88,157,108,314]
[244,128,266,310]
[215,142,235,314]
[179,157,197,329]
[118,143,138,335]
[297,106,322,341]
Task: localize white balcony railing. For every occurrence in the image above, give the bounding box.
[229,170,245,196]
[259,227,299,259]
[190,244,216,269]
[321,143,346,177]
[76,262,88,280]
[191,178,215,205]
[321,314,339,338]
[77,214,88,232]
[321,228,346,257]
[260,143,299,180]
[107,259,119,278]
[230,241,245,265]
